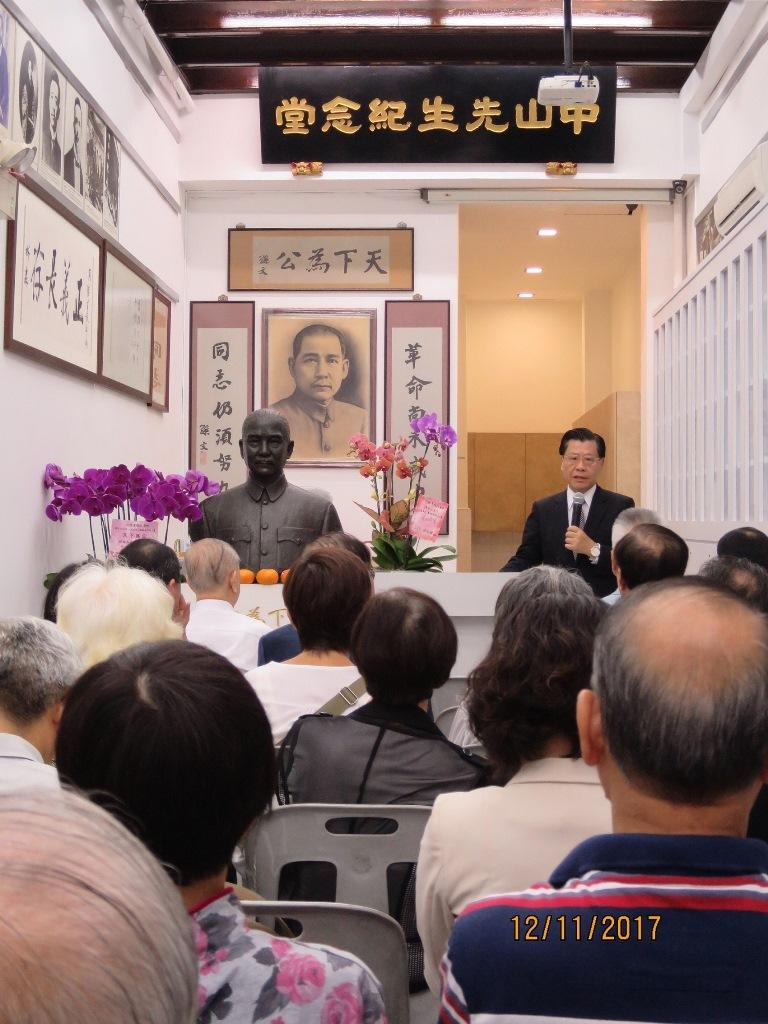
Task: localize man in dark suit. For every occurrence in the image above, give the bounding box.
[500,427,634,597]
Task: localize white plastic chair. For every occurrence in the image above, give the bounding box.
[241,803,432,913]
[242,899,410,1024]
[434,704,459,737]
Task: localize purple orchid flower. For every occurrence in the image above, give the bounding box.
[43,463,66,488]
[438,423,458,448]
[410,412,440,443]
[129,464,156,495]
[45,501,63,522]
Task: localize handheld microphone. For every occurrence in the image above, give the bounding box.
[571,492,586,528]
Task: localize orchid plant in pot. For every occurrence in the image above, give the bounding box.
[43,463,220,559]
[348,413,457,572]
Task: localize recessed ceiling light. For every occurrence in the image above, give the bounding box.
[221,14,432,28]
[526,266,543,274]
[441,13,651,27]
[538,228,557,237]
[518,292,535,299]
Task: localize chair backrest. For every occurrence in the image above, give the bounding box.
[241,899,410,1024]
[434,704,459,737]
[242,803,432,912]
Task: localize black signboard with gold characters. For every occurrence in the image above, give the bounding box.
[259,65,616,165]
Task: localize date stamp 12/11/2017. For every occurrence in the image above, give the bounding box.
[510,913,661,942]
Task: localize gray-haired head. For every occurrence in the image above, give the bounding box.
[495,565,593,621]
[592,576,768,805]
[0,787,197,1023]
[611,506,660,547]
[184,538,240,595]
[0,617,80,723]
[699,556,768,613]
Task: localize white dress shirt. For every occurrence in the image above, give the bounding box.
[186,599,270,676]
[245,662,369,744]
[416,757,612,994]
[566,483,596,527]
[0,734,59,793]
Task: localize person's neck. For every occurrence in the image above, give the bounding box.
[286,649,353,667]
[249,471,285,490]
[0,712,50,762]
[196,589,235,607]
[540,735,575,758]
[180,870,229,913]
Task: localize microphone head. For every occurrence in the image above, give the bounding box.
[572,493,586,506]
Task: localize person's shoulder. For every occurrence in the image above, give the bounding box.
[430,785,505,828]
[271,394,298,413]
[595,486,635,508]
[276,937,385,1014]
[201,482,248,510]
[331,399,366,425]
[532,489,566,511]
[283,481,334,511]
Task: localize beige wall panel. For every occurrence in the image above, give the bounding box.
[524,434,565,511]
[470,433,526,532]
[574,393,617,492]
[615,391,641,500]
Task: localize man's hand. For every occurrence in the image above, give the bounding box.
[564,526,596,557]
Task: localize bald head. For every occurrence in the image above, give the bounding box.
[185,538,240,598]
[592,578,768,804]
[241,408,290,442]
[240,409,294,483]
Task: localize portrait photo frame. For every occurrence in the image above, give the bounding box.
[99,242,154,402]
[150,289,171,412]
[385,299,450,532]
[261,308,377,467]
[190,300,255,492]
[229,227,413,292]
[4,179,102,382]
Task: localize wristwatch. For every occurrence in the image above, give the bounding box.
[589,543,600,564]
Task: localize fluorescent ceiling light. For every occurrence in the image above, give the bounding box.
[538,228,558,237]
[421,188,674,204]
[526,266,543,274]
[617,77,632,90]
[518,292,535,299]
[441,14,651,28]
[221,14,432,28]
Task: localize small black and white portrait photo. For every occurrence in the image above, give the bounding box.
[63,90,86,199]
[104,127,120,235]
[262,309,376,464]
[85,106,105,215]
[17,39,38,145]
[41,58,62,176]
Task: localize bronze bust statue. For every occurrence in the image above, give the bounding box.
[189,409,342,572]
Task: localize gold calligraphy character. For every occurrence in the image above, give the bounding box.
[368,98,411,132]
[466,97,509,133]
[275,97,316,135]
[321,96,362,134]
[417,96,459,133]
[514,99,553,130]
[560,104,600,136]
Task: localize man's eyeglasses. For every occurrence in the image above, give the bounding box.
[563,455,601,467]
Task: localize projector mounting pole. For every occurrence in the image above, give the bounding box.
[563,0,574,69]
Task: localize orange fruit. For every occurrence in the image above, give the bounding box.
[280,568,290,583]
[256,568,280,586]
[239,568,255,584]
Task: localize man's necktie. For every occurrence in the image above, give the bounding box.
[571,498,585,561]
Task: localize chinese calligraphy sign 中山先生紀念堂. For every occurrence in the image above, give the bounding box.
[258,65,616,165]
[6,181,100,378]
[189,301,255,493]
[228,228,413,292]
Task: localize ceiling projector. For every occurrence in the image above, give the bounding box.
[537,74,600,106]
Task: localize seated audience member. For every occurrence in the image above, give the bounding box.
[258,531,372,666]
[603,507,661,604]
[717,525,768,570]
[121,537,190,626]
[43,559,87,621]
[418,587,608,993]
[442,579,768,1024]
[55,641,387,1024]
[699,555,768,613]
[57,562,182,669]
[0,788,197,1024]
[448,565,594,749]
[0,617,80,791]
[611,522,689,596]
[247,547,373,743]
[185,538,269,673]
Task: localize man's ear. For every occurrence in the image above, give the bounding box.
[288,357,296,379]
[576,689,606,767]
[341,358,350,381]
[610,549,618,575]
[50,699,66,729]
[286,439,295,459]
[239,437,244,458]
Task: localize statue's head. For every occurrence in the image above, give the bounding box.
[239,409,294,484]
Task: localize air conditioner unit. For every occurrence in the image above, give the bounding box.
[714,141,768,236]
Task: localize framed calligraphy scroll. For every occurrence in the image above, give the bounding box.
[151,290,171,412]
[190,301,255,492]
[5,179,101,380]
[385,300,450,532]
[99,243,154,401]
[228,227,413,292]
[262,308,376,467]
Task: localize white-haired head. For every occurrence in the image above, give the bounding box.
[56,562,182,670]
[0,787,197,1023]
[184,538,240,602]
[611,506,661,547]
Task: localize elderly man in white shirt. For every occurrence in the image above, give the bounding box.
[0,617,81,792]
[185,538,270,674]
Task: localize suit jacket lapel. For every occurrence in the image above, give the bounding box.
[584,485,608,536]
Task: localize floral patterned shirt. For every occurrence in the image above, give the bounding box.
[192,890,388,1024]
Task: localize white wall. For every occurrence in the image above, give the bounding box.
[183,190,459,554]
[0,0,184,616]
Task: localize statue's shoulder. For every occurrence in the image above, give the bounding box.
[202,482,249,512]
[283,481,333,511]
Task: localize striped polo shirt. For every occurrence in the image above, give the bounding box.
[440,833,768,1024]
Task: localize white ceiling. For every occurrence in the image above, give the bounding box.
[460,202,642,303]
